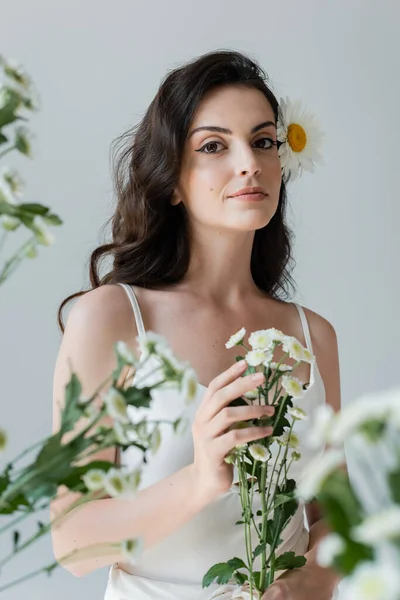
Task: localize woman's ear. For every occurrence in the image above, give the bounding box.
[171,189,183,206]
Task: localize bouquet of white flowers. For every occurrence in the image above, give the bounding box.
[0,336,197,593]
[297,386,400,600]
[202,327,315,600]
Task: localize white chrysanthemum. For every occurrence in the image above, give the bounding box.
[248,442,269,462]
[0,174,17,204]
[302,348,315,364]
[113,421,130,445]
[282,336,307,362]
[103,388,130,424]
[277,96,324,182]
[120,537,144,564]
[245,349,269,367]
[248,329,273,350]
[287,405,307,421]
[0,214,20,231]
[316,533,345,568]
[261,350,274,368]
[267,328,286,343]
[104,468,130,498]
[82,468,107,492]
[124,469,141,494]
[32,215,55,246]
[270,362,292,372]
[0,166,24,197]
[225,327,246,349]
[115,341,136,365]
[0,428,8,451]
[133,353,165,388]
[282,375,305,399]
[352,507,400,545]
[340,558,400,600]
[180,366,198,404]
[296,448,345,501]
[277,431,300,449]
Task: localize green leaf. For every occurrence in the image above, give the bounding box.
[388,467,400,504]
[60,373,83,434]
[253,541,268,559]
[0,131,8,145]
[318,470,364,535]
[124,386,153,409]
[17,203,50,215]
[202,558,247,588]
[274,551,306,571]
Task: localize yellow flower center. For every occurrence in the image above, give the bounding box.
[287,123,307,153]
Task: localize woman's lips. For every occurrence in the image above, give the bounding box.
[230,192,267,201]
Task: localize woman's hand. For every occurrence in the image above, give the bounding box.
[191,360,275,499]
[261,564,339,600]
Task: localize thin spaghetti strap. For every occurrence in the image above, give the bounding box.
[117,283,146,339]
[292,303,313,354]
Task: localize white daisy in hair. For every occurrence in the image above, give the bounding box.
[225,327,246,349]
[277,96,324,182]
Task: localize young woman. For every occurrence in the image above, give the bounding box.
[51,50,341,600]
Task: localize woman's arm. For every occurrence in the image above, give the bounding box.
[50,285,212,578]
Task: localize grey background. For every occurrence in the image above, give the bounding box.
[1,0,399,598]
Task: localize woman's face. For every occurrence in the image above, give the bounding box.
[173,85,282,233]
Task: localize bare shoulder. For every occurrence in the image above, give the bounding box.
[65,284,137,344]
[300,305,338,350]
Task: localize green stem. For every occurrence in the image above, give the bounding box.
[0,236,36,285]
[0,144,17,160]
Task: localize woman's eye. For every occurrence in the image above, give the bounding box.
[197,137,277,154]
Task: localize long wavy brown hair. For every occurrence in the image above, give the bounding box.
[58,49,296,333]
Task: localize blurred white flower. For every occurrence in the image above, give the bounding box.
[0,214,20,231]
[340,555,400,600]
[282,375,305,400]
[296,448,345,501]
[32,215,55,246]
[104,468,130,498]
[104,387,130,424]
[225,327,246,349]
[120,537,144,563]
[82,469,107,492]
[302,348,315,364]
[115,341,136,365]
[352,507,400,545]
[180,366,198,404]
[316,533,345,568]
[150,425,162,454]
[306,404,336,449]
[244,388,260,400]
[287,405,307,421]
[137,332,169,356]
[0,175,16,204]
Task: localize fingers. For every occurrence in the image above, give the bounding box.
[209,403,275,438]
[216,424,274,458]
[201,371,267,422]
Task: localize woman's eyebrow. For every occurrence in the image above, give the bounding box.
[187,121,276,139]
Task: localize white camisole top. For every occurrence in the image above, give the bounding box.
[104,283,328,600]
